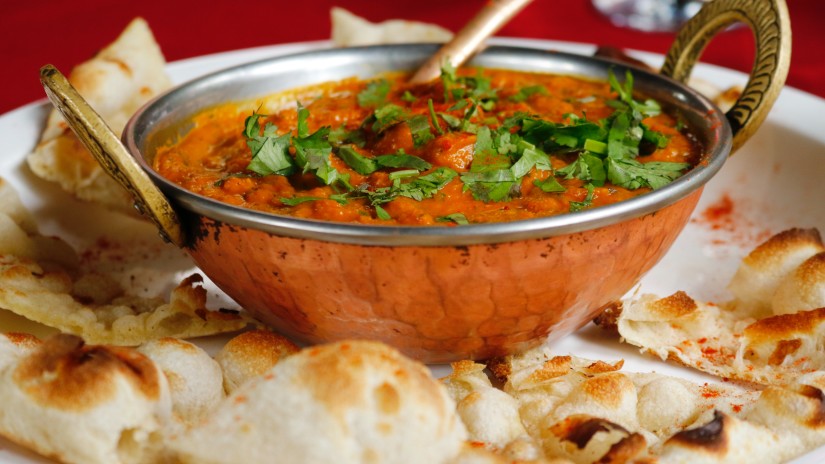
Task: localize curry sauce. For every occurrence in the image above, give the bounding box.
[153,68,702,225]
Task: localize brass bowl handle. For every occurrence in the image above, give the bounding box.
[661,0,791,154]
[40,65,185,247]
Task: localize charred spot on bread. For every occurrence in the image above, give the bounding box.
[667,410,728,452]
[12,334,161,411]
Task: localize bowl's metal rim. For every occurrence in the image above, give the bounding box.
[125,44,732,247]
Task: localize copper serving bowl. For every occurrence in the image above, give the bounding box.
[41,0,790,363]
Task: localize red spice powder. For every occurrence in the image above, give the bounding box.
[692,192,773,247]
[700,384,721,399]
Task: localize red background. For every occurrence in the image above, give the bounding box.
[2,0,822,114]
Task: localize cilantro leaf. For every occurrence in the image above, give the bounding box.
[437,213,470,225]
[556,152,606,186]
[428,99,444,135]
[375,151,432,171]
[280,194,349,206]
[336,145,378,175]
[328,126,366,147]
[243,112,296,176]
[607,158,689,190]
[460,169,518,202]
[357,79,391,108]
[607,111,642,160]
[511,146,552,179]
[570,183,596,212]
[509,85,547,102]
[533,176,566,193]
[438,112,462,129]
[372,104,408,133]
[406,114,434,146]
[401,90,418,103]
[247,133,295,176]
[364,167,458,206]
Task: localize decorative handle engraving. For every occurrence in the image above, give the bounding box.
[661,0,791,154]
[40,65,185,247]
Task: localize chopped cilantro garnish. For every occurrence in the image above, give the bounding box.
[372,104,408,133]
[607,159,689,190]
[328,126,366,147]
[280,194,349,206]
[241,67,688,221]
[437,213,470,225]
[364,167,458,206]
[533,176,566,193]
[406,114,434,146]
[357,79,391,108]
[337,145,378,175]
[243,112,296,176]
[557,152,606,186]
[570,183,596,211]
[374,204,392,220]
[509,85,547,102]
[428,99,443,135]
[438,112,462,129]
[439,64,498,107]
[375,151,432,171]
[401,90,418,103]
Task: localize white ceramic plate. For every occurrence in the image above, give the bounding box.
[0,38,823,463]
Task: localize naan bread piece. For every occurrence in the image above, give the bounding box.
[614,292,742,380]
[331,7,453,47]
[0,178,77,269]
[0,334,171,464]
[172,340,467,464]
[137,338,224,425]
[616,291,825,386]
[0,260,249,345]
[0,332,41,370]
[0,178,248,345]
[541,415,649,464]
[727,228,825,317]
[657,411,791,464]
[487,347,766,461]
[214,329,298,394]
[27,18,172,214]
[442,361,542,460]
[608,228,825,386]
[771,252,825,315]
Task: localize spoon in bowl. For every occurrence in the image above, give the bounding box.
[408,0,534,84]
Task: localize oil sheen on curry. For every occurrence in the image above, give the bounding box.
[153,66,703,226]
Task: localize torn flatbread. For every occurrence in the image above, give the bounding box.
[214,329,298,394]
[0,177,249,344]
[137,337,224,425]
[331,7,453,47]
[604,228,825,386]
[0,334,171,464]
[476,346,824,463]
[27,17,172,215]
[171,340,467,464]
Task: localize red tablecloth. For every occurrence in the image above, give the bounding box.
[2,0,822,114]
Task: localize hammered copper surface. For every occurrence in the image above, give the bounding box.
[186,190,701,363]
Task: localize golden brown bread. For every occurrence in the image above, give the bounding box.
[214,329,299,394]
[27,18,172,215]
[0,334,171,464]
[172,340,467,464]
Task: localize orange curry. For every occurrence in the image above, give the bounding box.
[153,67,702,225]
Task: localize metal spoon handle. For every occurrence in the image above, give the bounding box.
[408,0,534,84]
[40,64,185,246]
